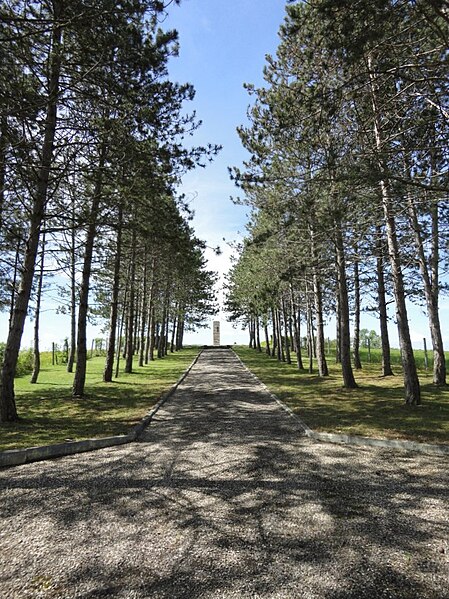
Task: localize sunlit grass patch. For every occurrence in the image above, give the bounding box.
[234,346,449,445]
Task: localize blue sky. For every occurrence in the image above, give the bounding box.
[164,0,289,345]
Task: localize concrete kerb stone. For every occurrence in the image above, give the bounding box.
[0,349,204,469]
[232,349,449,457]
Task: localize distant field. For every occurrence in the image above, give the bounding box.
[234,346,449,445]
[0,348,199,451]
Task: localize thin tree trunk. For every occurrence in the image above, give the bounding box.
[138,255,148,367]
[368,52,420,405]
[9,238,20,330]
[248,316,255,349]
[290,287,304,371]
[31,232,46,384]
[271,307,277,357]
[375,225,393,376]
[125,228,137,374]
[158,307,166,358]
[335,281,341,364]
[103,205,123,382]
[311,264,328,375]
[1,2,63,421]
[255,313,262,352]
[73,140,107,396]
[0,114,7,232]
[67,196,77,373]
[264,320,271,356]
[281,298,291,364]
[335,226,358,388]
[306,294,313,374]
[406,189,446,385]
[170,307,178,353]
[149,307,156,361]
[353,256,362,369]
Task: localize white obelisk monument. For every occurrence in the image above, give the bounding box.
[213,321,220,346]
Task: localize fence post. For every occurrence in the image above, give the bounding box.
[52,342,55,366]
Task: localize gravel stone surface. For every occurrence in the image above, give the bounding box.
[1,348,448,599]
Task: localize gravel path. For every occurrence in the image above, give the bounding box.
[1,348,448,599]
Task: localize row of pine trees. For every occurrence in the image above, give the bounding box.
[0,1,217,422]
[226,0,449,405]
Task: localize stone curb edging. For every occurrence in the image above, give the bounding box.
[232,349,449,458]
[0,350,203,469]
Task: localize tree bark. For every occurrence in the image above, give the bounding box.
[103,204,123,382]
[406,190,446,385]
[281,298,291,364]
[353,256,362,369]
[73,140,107,396]
[271,307,277,357]
[255,313,262,352]
[0,114,7,233]
[264,320,271,356]
[124,228,137,374]
[30,232,46,384]
[67,197,77,373]
[335,226,358,388]
[290,288,304,371]
[375,225,393,376]
[367,52,420,404]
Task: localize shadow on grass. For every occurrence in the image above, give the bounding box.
[0,349,199,451]
[235,347,449,445]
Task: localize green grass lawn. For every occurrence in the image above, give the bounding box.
[234,346,449,445]
[0,347,199,452]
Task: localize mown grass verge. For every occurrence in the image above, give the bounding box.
[234,346,449,445]
[0,347,199,451]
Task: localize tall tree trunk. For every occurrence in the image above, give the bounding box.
[103,204,123,382]
[311,267,328,375]
[158,308,166,358]
[30,232,46,384]
[375,225,393,376]
[0,114,7,233]
[353,256,362,369]
[67,197,77,373]
[406,190,446,385]
[248,316,255,349]
[149,309,156,361]
[264,320,271,356]
[335,281,341,364]
[177,314,185,350]
[368,52,420,404]
[281,298,291,364]
[170,306,178,353]
[8,238,21,330]
[73,140,107,396]
[430,192,445,384]
[124,228,137,374]
[306,293,314,374]
[290,287,304,371]
[276,308,284,362]
[255,313,262,352]
[1,2,63,421]
[138,255,148,366]
[271,307,277,357]
[335,226,358,388]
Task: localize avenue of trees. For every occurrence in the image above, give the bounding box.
[226,0,449,405]
[0,0,218,422]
